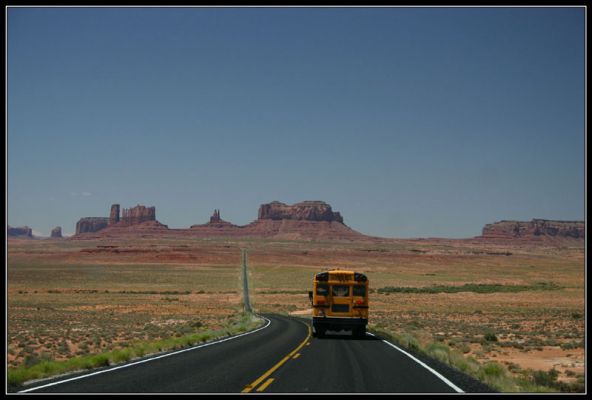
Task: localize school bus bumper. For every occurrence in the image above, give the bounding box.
[312,316,367,332]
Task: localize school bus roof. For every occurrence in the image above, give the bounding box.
[315,270,368,282]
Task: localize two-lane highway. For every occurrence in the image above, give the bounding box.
[17,314,492,393]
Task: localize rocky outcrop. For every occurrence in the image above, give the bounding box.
[50,226,62,238]
[109,204,120,225]
[120,205,156,226]
[242,219,365,240]
[481,219,585,240]
[257,201,344,223]
[75,217,109,234]
[191,209,237,229]
[210,209,221,223]
[74,203,166,237]
[71,200,370,241]
[238,200,369,240]
[7,225,33,238]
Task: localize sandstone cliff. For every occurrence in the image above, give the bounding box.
[7,225,33,238]
[120,205,156,226]
[75,217,109,234]
[242,200,367,240]
[109,204,120,225]
[257,201,344,223]
[481,219,584,240]
[50,226,63,238]
[74,203,167,237]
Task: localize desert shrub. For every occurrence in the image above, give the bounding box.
[452,353,480,375]
[484,331,498,342]
[8,368,31,386]
[478,361,515,391]
[191,320,203,329]
[111,348,132,364]
[23,355,40,368]
[426,342,450,364]
[401,333,420,351]
[89,354,110,368]
[555,380,585,393]
[506,362,521,373]
[460,342,471,354]
[532,368,559,387]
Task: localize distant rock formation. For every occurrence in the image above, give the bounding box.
[72,200,369,241]
[241,200,367,240]
[481,219,585,240]
[191,209,237,229]
[50,226,62,238]
[210,209,221,223]
[120,205,156,226]
[257,201,344,223]
[73,203,167,237]
[7,225,33,238]
[109,204,120,225]
[76,217,109,234]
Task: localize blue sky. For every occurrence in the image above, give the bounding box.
[7,7,585,238]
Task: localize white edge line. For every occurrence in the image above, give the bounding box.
[367,332,465,393]
[18,317,272,393]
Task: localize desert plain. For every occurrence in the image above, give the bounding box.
[6,233,585,391]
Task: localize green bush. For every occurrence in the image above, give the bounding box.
[532,368,558,387]
[484,331,498,342]
[402,334,420,351]
[460,342,471,354]
[89,354,110,368]
[426,342,450,364]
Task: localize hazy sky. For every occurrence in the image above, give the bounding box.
[7,7,585,238]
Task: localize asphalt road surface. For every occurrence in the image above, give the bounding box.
[16,314,493,393]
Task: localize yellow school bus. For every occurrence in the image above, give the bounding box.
[308,269,369,338]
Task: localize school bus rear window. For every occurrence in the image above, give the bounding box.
[316,284,329,296]
[317,283,329,296]
[353,285,366,297]
[332,285,349,297]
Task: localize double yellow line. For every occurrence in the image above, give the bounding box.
[241,323,312,393]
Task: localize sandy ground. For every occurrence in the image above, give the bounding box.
[7,235,585,388]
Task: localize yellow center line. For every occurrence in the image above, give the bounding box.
[256,378,274,392]
[241,322,311,393]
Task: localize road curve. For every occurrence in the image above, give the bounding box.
[16,314,492,393]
